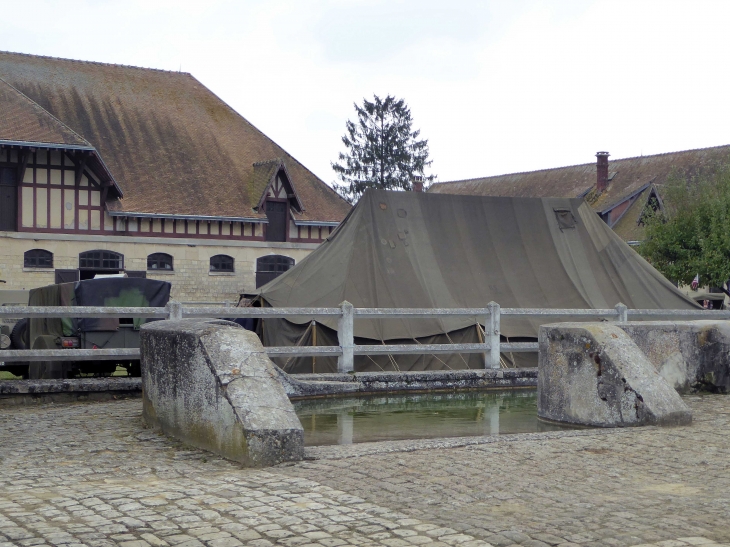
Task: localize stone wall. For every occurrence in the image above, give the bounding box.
[0,232,317,302]
[538,322,692,427]
[616,321,730,393]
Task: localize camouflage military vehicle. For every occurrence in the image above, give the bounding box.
[0,289,31,377]
[4,277,170,379]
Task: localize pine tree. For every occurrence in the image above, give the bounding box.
[331,95,435,204]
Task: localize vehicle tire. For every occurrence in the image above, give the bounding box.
[28,361,67,380]
[10,319,29,350]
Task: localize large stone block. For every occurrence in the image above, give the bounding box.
[140,318,304,467]
[538,323,692,427]
[615,321,730,393]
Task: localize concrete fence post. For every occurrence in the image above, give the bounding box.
[166,300,183,321]
[486,301,501,369]
[338,300,354,373]
[615,302,628,322]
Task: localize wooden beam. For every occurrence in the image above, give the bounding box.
[74,152,88,186]
[17,149,31,184]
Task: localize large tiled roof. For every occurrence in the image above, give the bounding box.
[0,77,91,147]
[0,51,350,222]
[430,145,730,214]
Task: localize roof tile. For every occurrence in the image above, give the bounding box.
[430,145,730,215]
[0,78,90,147]
[0,51,350,222]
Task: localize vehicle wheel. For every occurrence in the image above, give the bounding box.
[28,361,67,380]
[10,319,29,350]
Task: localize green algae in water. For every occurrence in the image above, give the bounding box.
[294,389,572,446]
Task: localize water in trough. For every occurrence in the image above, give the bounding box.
[293,388,575,446]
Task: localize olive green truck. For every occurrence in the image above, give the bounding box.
[0,277,170,379]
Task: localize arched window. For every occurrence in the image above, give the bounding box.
[256,255,294,288]
[79,250,124,270]
[24,249,53,268]
[210,254,234,272]
[147,253,173,271]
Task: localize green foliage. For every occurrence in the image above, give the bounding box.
[332,94,435,204]
[639,165,730,287]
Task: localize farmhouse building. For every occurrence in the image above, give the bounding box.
[0,51,350,301]
[429,145,730,244]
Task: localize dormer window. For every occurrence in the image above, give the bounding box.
[253,160,304,243]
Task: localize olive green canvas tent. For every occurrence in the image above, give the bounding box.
[253,190,698,372]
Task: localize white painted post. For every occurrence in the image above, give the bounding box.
[167,300,183,321]
[486,301,501,369]
[615,302,628,322]
[338,300,354,372]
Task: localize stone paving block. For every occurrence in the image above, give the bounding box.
[207,539,244,547]
[138,534,168,547]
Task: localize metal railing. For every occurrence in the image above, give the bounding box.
[1,300,728,372]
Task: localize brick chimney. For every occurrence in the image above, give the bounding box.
[596,151,610,193]
[412,175,424,192]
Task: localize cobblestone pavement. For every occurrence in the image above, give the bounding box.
[0,395,728,547]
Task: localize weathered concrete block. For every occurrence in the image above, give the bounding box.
[140,319,304,467]
[538,323,692,427]
[615,321,730,393]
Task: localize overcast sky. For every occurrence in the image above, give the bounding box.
[3,0,730,185]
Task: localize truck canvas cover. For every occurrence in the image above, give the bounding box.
[29,278,171,340]
[254,190,698,373]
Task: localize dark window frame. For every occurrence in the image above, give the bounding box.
[147,252,174,271]
[256,254,294,273]
[24,249,53,268]
[0,165,18,232]
[255,254,295,288]
[79,250,124,270]
[210,254,234,272]
[264,198,289,242]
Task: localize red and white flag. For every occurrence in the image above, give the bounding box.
[691,274,700,290]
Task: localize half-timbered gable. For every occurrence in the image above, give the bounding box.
[1,148,118,234]
[0,52,350,301]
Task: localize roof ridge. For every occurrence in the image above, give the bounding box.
[604,143,730,163]
[0,76,93,147]
[434,161,596,185]
[0,50,191,75]
[435,143,730,186]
